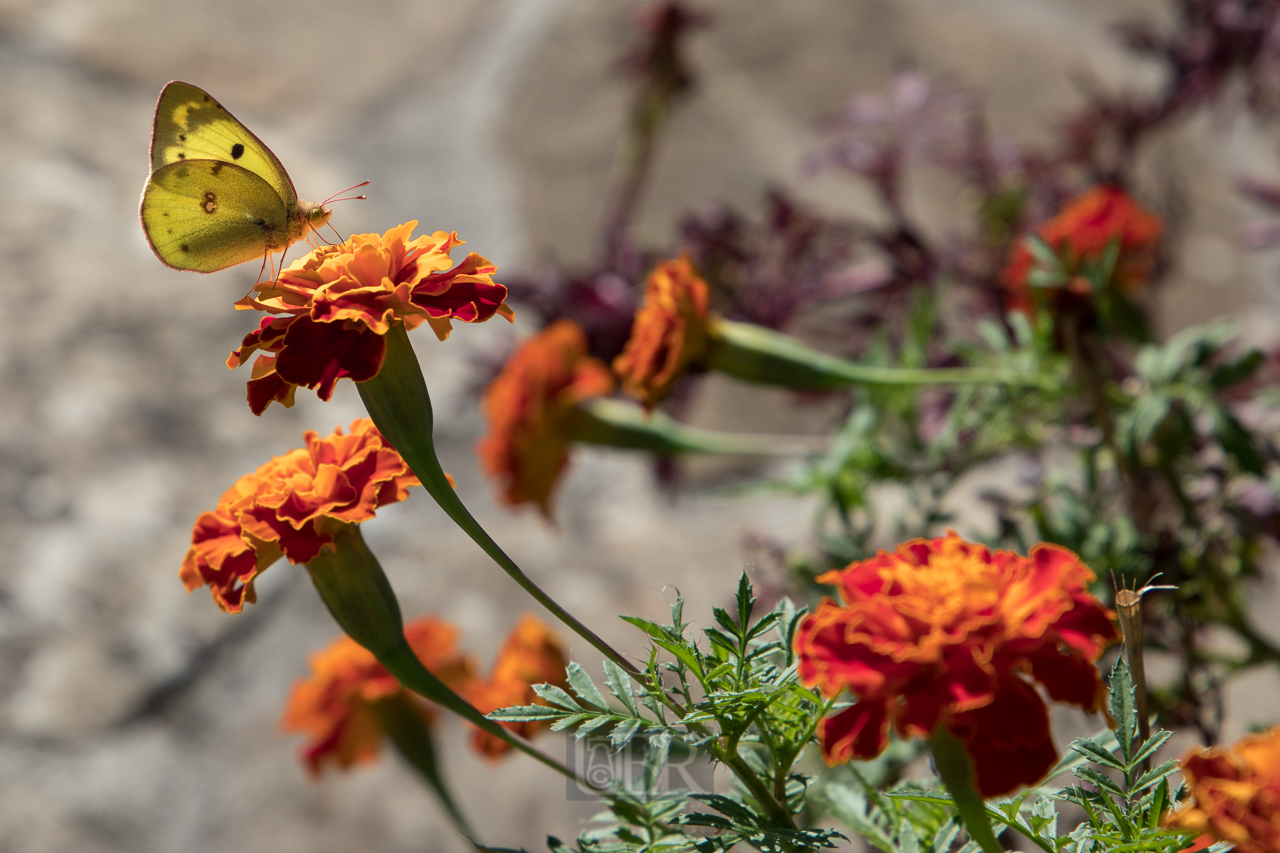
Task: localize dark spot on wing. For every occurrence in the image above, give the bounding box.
[211,163,224,176]
[181,244,190,253]
[178,134,186,142]
[231,143,245,160]
[177,152,186,160]
[202,192,218,214]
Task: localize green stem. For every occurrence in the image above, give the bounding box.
[358,323,641,677]
[568,398,828,455]
[376,694,477,840]
[927,730,1003,853]
[305,525,598,792]
[707,318,1041,391]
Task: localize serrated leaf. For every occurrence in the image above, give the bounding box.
[932,818,961,853]
[620,615,668,640]
[576,715,613,738]
[1130,729,1173,767]
[1133,760,1181,794]
[736,574,755,637]
[1075,766,1126,799]
[610,717,643,748]
[533,683,584,712]
[604,660,640,716]
[1069,738,1126,771]
[1110,660,1137,762]
[691,794,760,825]
[551,713,590,732]
[653,638,703,678]
[566,662,610,711]
[488,704,565,722]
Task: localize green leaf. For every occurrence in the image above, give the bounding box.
[735,574,755,638]
[611,717,644,748]
[533,683,584,712]
[488,705,565,722]
[1132,760,1181,795]
[1130,730,1173,767]
[604,660,640,716]
[1109,660,1137,762]
[566,662,610,711]
[1069,738,1126,772]
[653,638,704,678]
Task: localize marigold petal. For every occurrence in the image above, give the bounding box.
[477,320,614,515]
[820,702,890,764]
[948,674,1058,798]
[613,253,711,409]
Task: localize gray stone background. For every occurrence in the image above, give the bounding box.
[2,0,1280,851]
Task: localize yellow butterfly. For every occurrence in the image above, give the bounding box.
[140,81,337,274]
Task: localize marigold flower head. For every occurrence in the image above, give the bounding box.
[795,532,1120,798]
[466,614,570,759]
[1164,725,1280,853]
[1001,185,1162,315]
[280,616,476,776]
[477,320,614,515]
[180,418,419,613]
[613,253,711,409]
[228,222,514,415]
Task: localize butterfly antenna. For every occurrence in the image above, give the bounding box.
[322,180,370,206]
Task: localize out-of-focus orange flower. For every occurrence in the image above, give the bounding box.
[795,532,1120,798]
[1164,725,1280,853]
[1001,185,1163,314]
[180,418,419,613]
[229,222,514,415]
[467,614,570,759]
[613,253,711,409]
[477,320,614,515]
[281,616,477,776]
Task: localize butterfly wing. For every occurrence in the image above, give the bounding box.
[140,159,291,273]
[150,81,299,210]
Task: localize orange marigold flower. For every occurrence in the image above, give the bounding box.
[795,532,1120,798]
[477,319,614,515]
[180,418,419,613]
[1001,185,1162,314]
[613,253,711,409]
[1164,725,1280,853]
[280,616,477,776]
[466,614,569,759]
[228,222,514,415]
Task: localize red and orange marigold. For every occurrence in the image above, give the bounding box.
[477,319,614,515]
[466,614,570,759]
[280,616,477,775]
[795,532,1120,798]
[613,253,711,409]
[1001,185,1163,314]
[1164,725,1280,853]
[229,222,513,415]
[180,418,419,613]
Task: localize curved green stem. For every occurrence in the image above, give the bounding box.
[305,525,599,793]
[358,323,641,676]
[707,318,1043,391]
[569,398,828,455]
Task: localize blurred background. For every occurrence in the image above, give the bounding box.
[3,0,1280,850]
